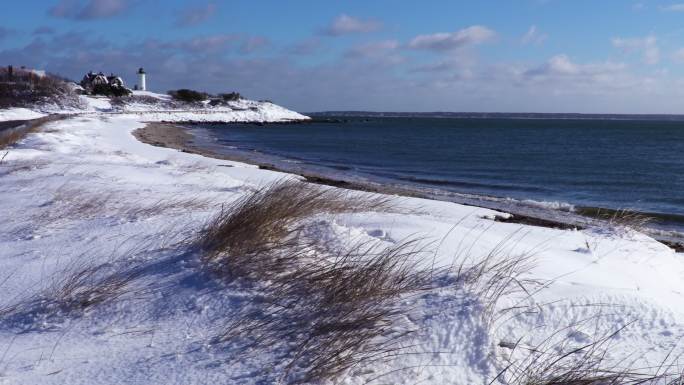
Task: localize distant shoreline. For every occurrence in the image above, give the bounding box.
[310,111,684,121]
[133,122,684,252]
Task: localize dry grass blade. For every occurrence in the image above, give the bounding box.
[33,185,212,224]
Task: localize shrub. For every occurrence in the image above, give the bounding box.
[219,92,241,101]
[168,89,209,103]
[91,83,132,97]
[0,69,81,108]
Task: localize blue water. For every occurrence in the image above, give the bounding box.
[195,116,684,231]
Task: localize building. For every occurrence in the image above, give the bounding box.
[80,71,131,96]
[137,68,146,91]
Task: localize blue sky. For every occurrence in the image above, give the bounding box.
[3,0,684,113]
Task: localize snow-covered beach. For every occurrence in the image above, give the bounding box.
[2,95,684,384]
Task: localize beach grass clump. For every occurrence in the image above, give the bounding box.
[48,263,138,313]
[197,179,435,382]
[497,322,681,385]
[452,229,540,321]
[197,178,394,278]
[0,260,140,330]
[33,185,212,224]
[578,207,654,234]
[603,209,653,234]
[217,239,434,384]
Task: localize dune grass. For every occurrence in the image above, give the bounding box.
[32,185,213,225]
[196,180,430,382]
[47,262,139,313]
[495,321,683,385]
[0,258,141,331]
[196,179,549,383]
[198,178,394,279]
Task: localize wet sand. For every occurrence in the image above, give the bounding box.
[133,123,195,153]
[133,122,684,252]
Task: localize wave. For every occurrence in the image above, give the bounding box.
[518,198,576,212]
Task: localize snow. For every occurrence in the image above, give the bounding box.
[130,90,172,99]
[80,91,310,122]
[1,101,683,384]
[0,107,47,122]
[80,95,112,112]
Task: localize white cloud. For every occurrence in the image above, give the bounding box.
[180,34,239,53]
[322,14,381,36]
[672,48,684,63]
[525,54,626,79]
[521,25,548,45]
[661,3,684,11]
[240,36,270,54]
[286,38,324,55]
[49,0,132,20]
[408,25,495,51]
[346,40,399,57]
[612,35,660,64]
[175,2,217,27]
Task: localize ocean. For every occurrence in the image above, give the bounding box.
[188,115,684,234]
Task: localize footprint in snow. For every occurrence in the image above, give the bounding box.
[366,229,393,242]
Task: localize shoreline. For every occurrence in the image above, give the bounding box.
[133,122,684,252]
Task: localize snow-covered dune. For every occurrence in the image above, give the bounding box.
[94,91,310,122]
[0,106,683,384]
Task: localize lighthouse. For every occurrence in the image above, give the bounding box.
[137,67,146,91]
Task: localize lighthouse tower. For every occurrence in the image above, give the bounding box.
[137,67,146,91]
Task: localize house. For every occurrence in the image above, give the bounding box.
[80,71,130,96]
